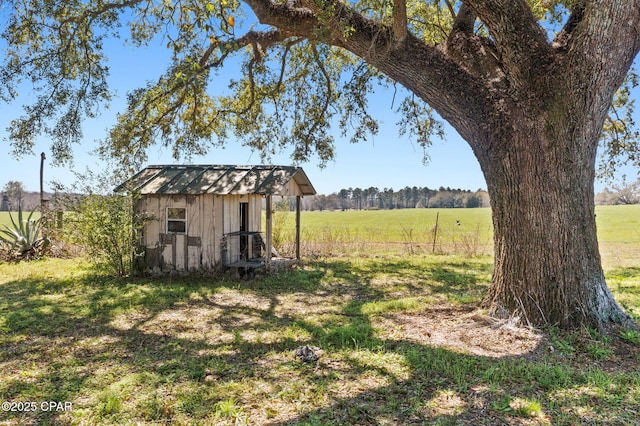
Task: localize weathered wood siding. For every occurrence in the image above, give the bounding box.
[137,193,262,272]
[280,179,301,196]
[222,194,262,264]
[138,194,219,272]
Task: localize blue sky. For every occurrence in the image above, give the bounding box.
[1,19,638,195]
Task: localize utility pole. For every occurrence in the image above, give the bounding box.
[40,153,46,206]
[40,152,47,229]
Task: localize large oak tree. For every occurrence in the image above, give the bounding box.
[2,0,640,329]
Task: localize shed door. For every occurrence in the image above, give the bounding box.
[240,202,249,259]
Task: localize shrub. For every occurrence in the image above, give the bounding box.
[62,192,146,276]
[0,205,50,261]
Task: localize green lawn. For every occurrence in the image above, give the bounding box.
[288,207,493,242]
[0,211,41,228]
[1,205,639,424]
[595,204,640,242]
[0,255,639,425]
[3,204,637,246]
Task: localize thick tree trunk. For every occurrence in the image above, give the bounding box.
[245,0,640,330]
[478,113,636,330]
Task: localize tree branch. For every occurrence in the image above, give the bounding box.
[466,0,550,89]
[305,44,332,144]
[451,3,476,34]
[277,38,304,89]
[59,0,147,25]
[443,0,456,19]
[445,4,502,83]
[392,0,407,46]
[557,0,640,120]
[564,0,640,68]
[199,29,293,70]
[551,0,586,50]
[241,0,495,147]
[243,0,320,39]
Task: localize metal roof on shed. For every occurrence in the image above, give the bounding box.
[114,165,316,196]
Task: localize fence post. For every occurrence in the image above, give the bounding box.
[296,195,301,260]
[432,212,439,253]
[266,194,272,270]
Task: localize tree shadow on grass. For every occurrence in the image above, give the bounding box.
[606,266,640,320]
[1,258,636,425]
[305,256,491,293]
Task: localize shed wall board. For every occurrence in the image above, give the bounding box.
[223,195,238,264]
[282,179,299,196]
[213,195,223,266]
[222,194,262,233]
[137,191,266,273]
[139,196,161,247]
[175,234,185,270]
[138,194,218,272]
[199,194,217,268]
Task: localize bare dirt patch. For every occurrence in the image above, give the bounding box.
[375,304,545,359]
[377,303,640,371]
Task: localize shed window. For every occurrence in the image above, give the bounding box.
[167,207,187,233]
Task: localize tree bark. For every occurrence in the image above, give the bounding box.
[476,109,636,329]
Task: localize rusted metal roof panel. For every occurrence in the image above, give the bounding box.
[227,167,270,194]
[185,168,229,194]
[136,167,184,194]
[115,165,317,196]
[158,166,206,194]
[115,166,161,193]
[208,167,250,194]
[254,166,289,194]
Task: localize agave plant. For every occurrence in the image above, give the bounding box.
[0,205,51,260]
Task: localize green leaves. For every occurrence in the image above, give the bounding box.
[61,192,146,276]
[0,206,50,261]
[1,0,240,164]
[396,96,444,165]
[2,0,638,175]
[0,0,385,169]
[598,69,640,181]
[2,0,113,165]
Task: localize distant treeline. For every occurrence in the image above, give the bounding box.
[4,177,637,213]
[595,178,640,205]
[2,185,489,213]
[1,180,68,211]
[0,190,55,211]
[298,186,491,211]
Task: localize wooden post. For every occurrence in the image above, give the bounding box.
[40,152,47,232]
[296,195,301,260]
[266,194,272,270]
[40,152,46,209]
[432,211,439,253]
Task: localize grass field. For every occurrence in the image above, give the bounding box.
[0,211,41,227]
[1,205,639,425]
[271,205,640,267]
[0,256,639,425]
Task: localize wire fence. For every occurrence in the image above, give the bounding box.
[272,223,493,258]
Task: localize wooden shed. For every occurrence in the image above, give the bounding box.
[115,165,316,274]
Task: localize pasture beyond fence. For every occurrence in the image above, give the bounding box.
[269,206,640,267]
[278,223,494,258]
[269,208,493,258]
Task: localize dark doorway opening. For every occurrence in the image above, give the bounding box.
[239,202,249,260]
